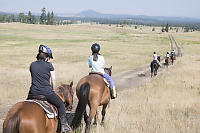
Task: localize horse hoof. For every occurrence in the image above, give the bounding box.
[100,122,104,126]
[93,122,97,126]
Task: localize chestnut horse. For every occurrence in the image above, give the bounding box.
[3,82,74,133]
[72,67,112,133]
[165,57,171,67]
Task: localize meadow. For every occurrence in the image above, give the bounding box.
[0,23,200,133]
[0,23,169,100]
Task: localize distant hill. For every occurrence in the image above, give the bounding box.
[1,9,200,26]
[75,9,200,24]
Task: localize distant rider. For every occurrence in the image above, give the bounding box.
[153,52,160,66]
[171,49,175,58]
[88,43,117,99]
[166,52,170,58]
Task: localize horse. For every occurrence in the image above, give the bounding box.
[170,54,176,65]
[150,56,160,77]
[72,66,112,133]
[3,82,74,133]
[150,60,159,77]
[165,57,171,67]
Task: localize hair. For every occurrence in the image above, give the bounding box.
[92,52,100,61]
[36,52,48,61]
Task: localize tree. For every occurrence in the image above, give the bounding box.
[0,14,8,22]
[165,23,169,32]
[27,11,32,24]
[40,8,46,24]
[32,16,38,24]
[47,11,51,25]
[8,14,16,22]
[50,11,54,25]
[18,13,25,23]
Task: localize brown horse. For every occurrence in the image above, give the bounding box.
[3,82,74,133]
[165,57,171,67]
[72,66,112,133]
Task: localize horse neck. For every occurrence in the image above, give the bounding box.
[55,88,65,102]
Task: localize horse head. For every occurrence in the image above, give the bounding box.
[104,66,112,76]
[56,81,74,111]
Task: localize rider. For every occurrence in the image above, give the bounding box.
[166,52,170,58]
[88,43,117,99]
[153,52,160,66]
[171,49,175,57]
[27,44,71,132]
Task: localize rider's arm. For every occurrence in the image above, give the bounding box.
[50,71,56,91]
[88,57,92,68]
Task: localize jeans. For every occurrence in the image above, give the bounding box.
[104,73,114,88]
[44,92,66,118]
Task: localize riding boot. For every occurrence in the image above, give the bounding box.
[60,115,71,133]
[111,86,117,99]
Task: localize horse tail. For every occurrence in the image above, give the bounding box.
[3,112,21,133]
[72,82,90,129]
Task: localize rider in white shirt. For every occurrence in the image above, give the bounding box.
[153,52,160,66]
[166,52,170,58]
[88,43,117,99]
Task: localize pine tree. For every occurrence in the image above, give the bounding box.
[27,11,32,24]
[165,23,169,32]
[47,11,51,25]
[50,11,54,25]
[40,8,46,24]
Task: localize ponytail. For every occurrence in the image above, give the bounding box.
[92,52,100,61]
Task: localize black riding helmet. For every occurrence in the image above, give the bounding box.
[39,44,53,59]
[91,43,100,53]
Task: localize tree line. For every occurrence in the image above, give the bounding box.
[0,8,55,25]
[0,8,200,32]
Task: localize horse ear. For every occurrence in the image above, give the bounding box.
[110,66,112,70]
[70,81,73,87]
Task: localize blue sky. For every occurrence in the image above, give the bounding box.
[0,0,199,18]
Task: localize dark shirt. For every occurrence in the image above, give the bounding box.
[29,60,54,95]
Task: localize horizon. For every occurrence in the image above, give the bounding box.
[1,9,200,20]
[0,0,200,19]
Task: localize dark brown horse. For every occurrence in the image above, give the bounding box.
[150,56,160,77]
[72,66,112,133]
[170,54,176,65]
[3,82,74,133]
[150,61,159,77]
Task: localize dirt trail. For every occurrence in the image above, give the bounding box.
[0,35,183,132]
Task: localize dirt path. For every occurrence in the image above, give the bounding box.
[0,35,183,132]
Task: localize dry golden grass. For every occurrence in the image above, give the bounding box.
[90,44,200,133]
[0,23,169,101]
[1,23,200,133]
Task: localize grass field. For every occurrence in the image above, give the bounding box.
[1,23,200,133]
[0,23,169,100]
[89,39,200,133]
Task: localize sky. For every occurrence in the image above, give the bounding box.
[0,0,199,18]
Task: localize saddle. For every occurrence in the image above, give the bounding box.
[89,72,110,87]
[26,95,57,119]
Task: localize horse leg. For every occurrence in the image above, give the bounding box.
[101,104,108,126]
[93,111,98,126]
[85,105,98,133]
[84,110,88,124]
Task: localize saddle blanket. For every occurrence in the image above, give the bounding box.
[25,99,57,119]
